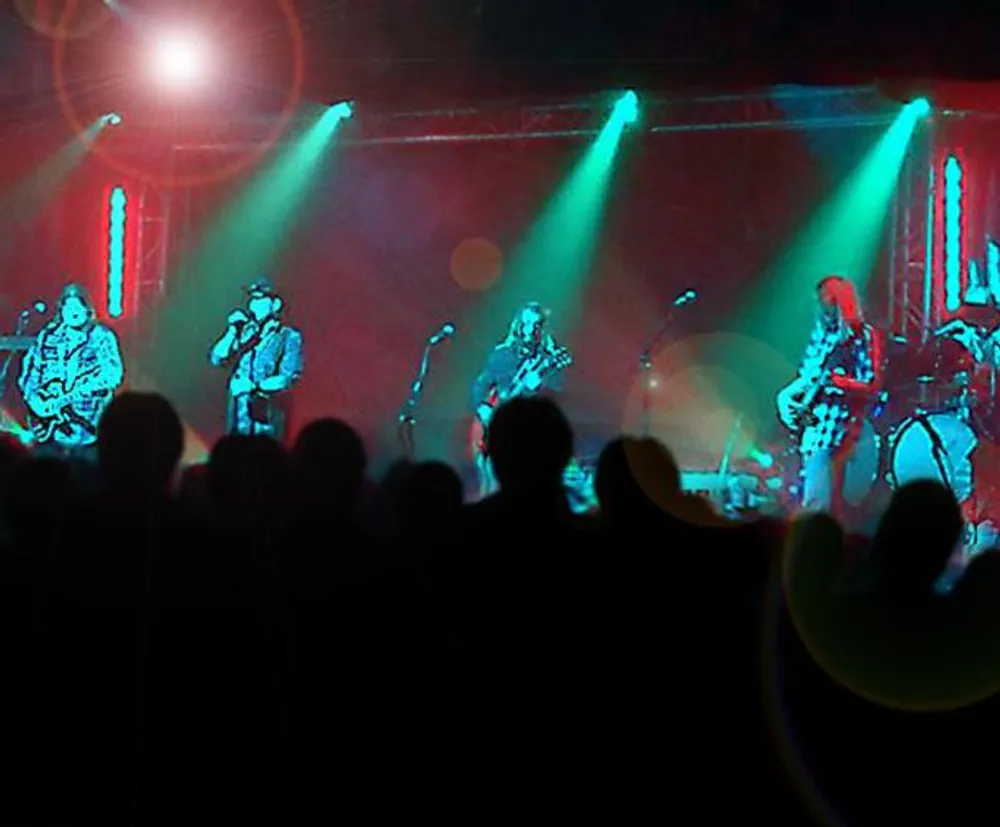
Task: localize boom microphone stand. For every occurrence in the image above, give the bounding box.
[397,322,455,459]
[638,289,697,437]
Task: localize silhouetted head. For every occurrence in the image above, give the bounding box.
[97,392,184,496]
[396,461,463,535]
[486,396,573,493]
[291,417,367,509]
[595,436,681,521]
[177,462,210,511]
[208,435,289,522]
[870,480,964,594]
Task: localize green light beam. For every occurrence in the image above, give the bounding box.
[0,117,106,223]
[148,103,350,408]
[428,93,636,460]
[709,100,928,450]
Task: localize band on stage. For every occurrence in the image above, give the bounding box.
[7,271,1000,543]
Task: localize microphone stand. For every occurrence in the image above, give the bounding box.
[0,313,29,405]
[637,319,676,438]
[398,336,442,460]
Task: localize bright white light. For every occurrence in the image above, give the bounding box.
[151,32,209,89]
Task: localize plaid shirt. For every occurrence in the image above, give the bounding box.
[18,322,124,446]
[796,320,877,459]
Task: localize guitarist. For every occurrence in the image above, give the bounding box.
[776,276,882,519]
[18,283,124,453]
[469,302,571,497]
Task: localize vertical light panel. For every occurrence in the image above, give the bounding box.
[922,163,935,342]
[988,240,1000,305]
[943,155,963,313]
[107,186,127,318]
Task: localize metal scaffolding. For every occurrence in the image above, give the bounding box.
[130,183,171,331]
[128,86,945,325]
[888,125,936,342]
[151,85,900,153]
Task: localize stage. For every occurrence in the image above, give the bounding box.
[0,84,999,527]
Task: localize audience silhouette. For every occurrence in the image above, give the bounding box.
[2,389,1000,823]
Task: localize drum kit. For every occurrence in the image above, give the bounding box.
[775,331,1000,521]
[489,326,1000,526]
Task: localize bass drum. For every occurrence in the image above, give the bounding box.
[842,418,882,507]
[888,413,977,503]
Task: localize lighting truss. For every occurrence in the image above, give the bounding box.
[157,85,903,153]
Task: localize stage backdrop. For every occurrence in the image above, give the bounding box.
[0,113,898,472]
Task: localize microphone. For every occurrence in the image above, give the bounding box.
[20,301,47,318]
[428,322,456,346]
[673,289,697,306]
[227,308,250,327]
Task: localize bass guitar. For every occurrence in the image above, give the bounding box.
[470,346,573,456]
[23,364,106,443]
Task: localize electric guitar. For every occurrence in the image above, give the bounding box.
[776,379,826,434]
[23,364,107,443]
[470,346,573,456]
[778,372,885,438]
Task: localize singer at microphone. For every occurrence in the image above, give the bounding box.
[209,277,303,440]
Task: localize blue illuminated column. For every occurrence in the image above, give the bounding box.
[943,155,963,313]
[107,187,127,318]
[988,239,1000,305]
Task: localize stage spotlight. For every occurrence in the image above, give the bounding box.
[101,112,122,126]
[329,101,353,119]
[613,90,639,125]
[151,32,209,90]
[909,97,932,116]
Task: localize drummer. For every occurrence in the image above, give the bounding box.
[936,316,1000,412]
[936,317,1000,367]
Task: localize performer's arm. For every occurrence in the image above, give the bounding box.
[80,327,125,393]
[257,330,303,393]
[936,318,987,362]
[543,363,566,393]
[209,326,239,367]
[780,323,825,396]
[470,349,499,412]
[985,327,1000,367]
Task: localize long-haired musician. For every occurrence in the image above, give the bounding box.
[469,302,572,497]
[18,283,124,453]
[776,276,882,518]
